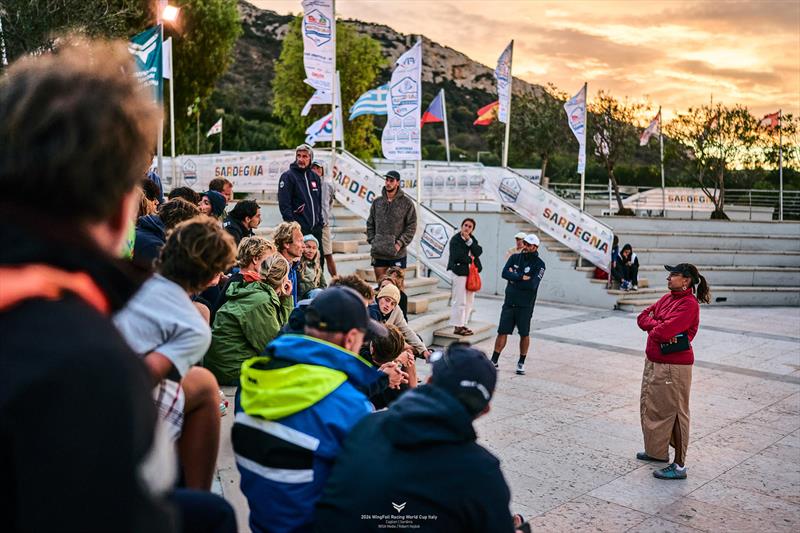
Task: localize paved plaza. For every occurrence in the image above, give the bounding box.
[216,298,800,532]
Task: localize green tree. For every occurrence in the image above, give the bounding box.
[272,17,385,160]
[589,91,644,215]
[0,0,149,63]
[667,103,760,219]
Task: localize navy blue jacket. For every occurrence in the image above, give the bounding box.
[133,215,166,271]
[278,163,323,231]
[502,251,546,307]
[315,385,514,533]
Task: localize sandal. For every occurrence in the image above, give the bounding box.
[461,327,474,336]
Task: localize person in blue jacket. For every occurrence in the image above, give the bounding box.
[232,286,385,533]
[278,144,324,260]
[490,234,546,375]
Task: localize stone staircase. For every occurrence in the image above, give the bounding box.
[549,217,800,311]
[253,199,495,348]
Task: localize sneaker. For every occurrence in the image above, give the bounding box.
[632,285,638,291]
[636,451,668,462]
[219,389,229,417]
[653,463,687,480]
[493,362,499,369]
[516,363,525,375]
[621,281,630,291]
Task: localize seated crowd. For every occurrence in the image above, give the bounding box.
[1,38,530,533]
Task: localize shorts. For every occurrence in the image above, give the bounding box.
[154,379,185,442]
[497,304,534,336]
[371,256,407,268]
[321,224,332,254]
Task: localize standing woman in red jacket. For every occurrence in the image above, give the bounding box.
[636,263,710,480]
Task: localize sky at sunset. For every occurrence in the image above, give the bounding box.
[253,0,800,121]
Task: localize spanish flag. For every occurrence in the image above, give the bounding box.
[473,100,499,126]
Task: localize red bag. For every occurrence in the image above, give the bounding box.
[465,257,482,292]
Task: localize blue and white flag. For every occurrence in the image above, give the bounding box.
[382,40,422,160]
[128,25,163,102]
[495,41,513,124]
[349,84,389,120]
[302,84,333,116]
[305,108,344,146]
[302,0,335,92]
[564,84,587,173]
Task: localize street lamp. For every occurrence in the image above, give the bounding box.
[162,4,180,22]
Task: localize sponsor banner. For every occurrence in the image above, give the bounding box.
[302,0,335,92]
[331,151,454,279]
[161,151,296,192]
[625,187,717,211]
[483,169,614,270]
[495,41,513,124]
[129,25,163,102]
[382,41,422,160]
[564,85,587,174]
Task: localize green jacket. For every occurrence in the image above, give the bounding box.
[205,279,293,385]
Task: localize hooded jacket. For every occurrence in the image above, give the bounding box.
[223,216,254,246]
[501,250,546,307]
[133,214,166,271]
[366,187,417,260]
[205,279,294,386]
[0,215,176,532]
[278,162,323,231]
[637,287,699,365]
[368,302,428,355]
[233,334,381,533]
[315,385,514,533]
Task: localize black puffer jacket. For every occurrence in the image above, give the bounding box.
[315,385,513,533]
[366,187,417,260]
[447,233,483,276]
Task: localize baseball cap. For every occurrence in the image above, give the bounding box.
[523,234,540,246]
[514,231,527,240]
[295,143,313,155]
[385,170,401,181]
[430,343,497,417]
[305,287,387,338]
[311,160,324,169]
[664,264,698,284]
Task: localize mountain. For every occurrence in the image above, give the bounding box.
[211,1,543,162]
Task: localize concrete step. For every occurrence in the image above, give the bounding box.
[330,252,371,276]
[356,267,418,281]
[432,321,495,347]
[405,276,440,297]
[329,225,366,240]
[603,216,800,237]
[630,248,800,268]
[407,290,451,314]
[408,310,452,347]
[611,231,800,252]
[328,213,362,225]
[616,286,800,311]
[638,265,800,287]
[588,278,651,288]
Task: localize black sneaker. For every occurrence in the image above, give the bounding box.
[636,451,668,462]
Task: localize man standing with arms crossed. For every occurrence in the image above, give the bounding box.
[366,170,417,281]
[491,234,546,375]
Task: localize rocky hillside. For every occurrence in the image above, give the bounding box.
[211,1,541,160]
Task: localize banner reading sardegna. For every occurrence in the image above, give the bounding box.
[482,170,614,270]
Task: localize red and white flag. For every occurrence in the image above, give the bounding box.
[639,110,661,146]
[759,111,780,130]
[206,118,222,137]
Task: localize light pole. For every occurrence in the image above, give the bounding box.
[156,1,180,182]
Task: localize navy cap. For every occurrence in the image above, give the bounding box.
[385,170,401,181]
[204,190,226,216]
[664,264,698,284]
[305,286,387,337]
[430,343,497,417]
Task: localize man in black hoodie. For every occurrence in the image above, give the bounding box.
[315,343,515,533]
[278,143,324,258]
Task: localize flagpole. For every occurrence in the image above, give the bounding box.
[330,0,338,175]
[416,37,423,279]
[168,41,177,186]
[502,40,513,168]
[779,109,783,221]
[336,71,345,151]
[156,22,164,181]
[441,89,451,164]
[659,106,665,217]
[579,81,587,211]
[219,118,223,153]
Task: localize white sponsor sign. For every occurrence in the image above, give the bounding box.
[483,168,614,270]
[382,41,422,160]
[331,151,454,279]
[564,85,587,174]
[495,41,513,124]
[162,151,296,192]
[302,0,335,92]
[625,187,717,211]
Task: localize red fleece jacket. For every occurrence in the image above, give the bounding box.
[637,287,699,365]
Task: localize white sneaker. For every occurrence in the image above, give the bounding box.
[632,285,638,291]
[516,363,525,375]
